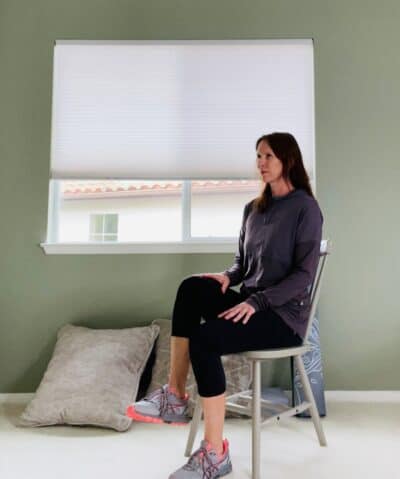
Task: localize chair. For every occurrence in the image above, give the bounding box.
[184,239,331,479]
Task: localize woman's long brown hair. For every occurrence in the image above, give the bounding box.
[252,132,314,213]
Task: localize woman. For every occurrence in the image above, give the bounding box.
[126,132,323,479]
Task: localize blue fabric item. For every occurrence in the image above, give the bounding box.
[293,312,327,417]
[261,386,290,405]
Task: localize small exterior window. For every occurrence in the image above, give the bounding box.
[89,214,118,242]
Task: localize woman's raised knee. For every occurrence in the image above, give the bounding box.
[178,275,213,294]
[179,275,201,288]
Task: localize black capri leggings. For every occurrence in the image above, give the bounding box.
[171,275,303,398]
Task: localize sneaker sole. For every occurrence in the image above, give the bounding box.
[126,405,189,426]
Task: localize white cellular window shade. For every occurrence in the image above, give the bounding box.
[50,39,315,181]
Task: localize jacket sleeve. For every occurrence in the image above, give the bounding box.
[222,201,251,287]
[246,201,323,311]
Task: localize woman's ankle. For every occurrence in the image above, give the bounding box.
[167,384,187,399]
[204,437,225,457]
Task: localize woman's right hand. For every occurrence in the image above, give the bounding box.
[198,272,231,294]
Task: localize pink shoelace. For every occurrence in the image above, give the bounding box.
[144,386,184,416]
[183,445,221,479]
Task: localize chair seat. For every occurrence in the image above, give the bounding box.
[237,344,310,359]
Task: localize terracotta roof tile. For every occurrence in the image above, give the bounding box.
[61,180,260,199]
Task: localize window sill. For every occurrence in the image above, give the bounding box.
[40,241,237,255]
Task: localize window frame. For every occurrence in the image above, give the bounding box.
[40,179,241,254]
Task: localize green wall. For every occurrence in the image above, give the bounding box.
[1,0,399,392]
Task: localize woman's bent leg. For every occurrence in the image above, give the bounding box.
[189,309,302,398]
[189,309,302,452]
[201,393,226,456]
[169,275,243,394]
[171,275,242,337]
[168,337,190,398]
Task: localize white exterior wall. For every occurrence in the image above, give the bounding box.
[58,191,259,242]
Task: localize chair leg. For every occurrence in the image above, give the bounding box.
[290,356,295,407]
[252,360,261,479]
[294,355,327,446]
[185,393,202,457]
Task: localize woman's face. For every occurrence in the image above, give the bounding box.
[256,140,283,184]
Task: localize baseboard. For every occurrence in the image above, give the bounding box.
[283,390,400,402]
[0,393,35,403]
[1,391,400,404]
[323,390,400,402]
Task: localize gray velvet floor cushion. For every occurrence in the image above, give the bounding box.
[148,318,252,418]
[18,323,160,432]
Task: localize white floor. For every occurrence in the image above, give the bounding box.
[0,392,399,479]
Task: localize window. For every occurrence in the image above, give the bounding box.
[42,39,315,254]
[89,214,118,242]
[51,179,261,247]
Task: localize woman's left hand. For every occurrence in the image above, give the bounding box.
[217,302,256,325]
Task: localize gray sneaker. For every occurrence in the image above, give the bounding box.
[125,384,190,425]
[168,438,232,478]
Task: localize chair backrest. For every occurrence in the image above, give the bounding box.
[302,238,332,344]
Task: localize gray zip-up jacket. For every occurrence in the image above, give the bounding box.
[223,188,323,339]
